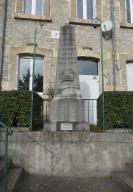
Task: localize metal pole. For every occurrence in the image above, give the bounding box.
[3,126,8,192]
[100,25,105,130]
[29,22,37,129]
[110,0,116,90]
[0,0,8,90]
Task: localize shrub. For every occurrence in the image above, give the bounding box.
[0,91,43,128]
[97,91,133,129]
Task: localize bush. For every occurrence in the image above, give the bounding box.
[90,125,103,132]
[0,91,43,128]
[97,91,133,129]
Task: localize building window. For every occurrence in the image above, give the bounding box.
[76,0,96,20]
[78,58,98,75]
[17,56,44,92]
[23,0,44,16]
[125,0,133,23]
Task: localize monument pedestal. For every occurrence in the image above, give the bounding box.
[45,122,90,132]
[50,97,84,122]
[46,96,90,131]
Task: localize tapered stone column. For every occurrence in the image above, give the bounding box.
[46,25,89,131]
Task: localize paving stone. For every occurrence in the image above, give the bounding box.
[17,174,124,192]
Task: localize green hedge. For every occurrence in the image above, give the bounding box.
[97,91,133,129]
[0,91,43,128]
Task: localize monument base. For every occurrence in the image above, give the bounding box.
[50,97,84,122]
[44,121,90,132]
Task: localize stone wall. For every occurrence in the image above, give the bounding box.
[1,0,133,91]
[0,130,133,177]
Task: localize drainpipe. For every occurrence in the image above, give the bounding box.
[110,0,117,91]
[0,0,8,91]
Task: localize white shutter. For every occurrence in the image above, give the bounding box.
[126,63,133,91]
[32,0,36,15]
[83,0,87,19]
[131,0,133,23]
[93,0,96,18]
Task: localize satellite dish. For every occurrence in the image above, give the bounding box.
[101,20,113,32]
[101,20,113,40]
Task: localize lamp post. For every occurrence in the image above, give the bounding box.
[100,24,105,130]
[93,19,105,130]
[93,19,113,130]
[29,22,37,130]
[29,22,45,129]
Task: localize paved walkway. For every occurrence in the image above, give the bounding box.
[18,174,124,192]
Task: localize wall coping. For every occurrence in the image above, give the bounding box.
[0,130,133,143]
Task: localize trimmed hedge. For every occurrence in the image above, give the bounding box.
[0,91,43,128]
[97,91,133,129]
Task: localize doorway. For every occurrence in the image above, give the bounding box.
[78,58,99,124]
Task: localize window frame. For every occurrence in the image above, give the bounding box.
[15,0,51,22]
[70,0,101,26]
[125,0,133,23]
[76,0,96,20]
[120,0,133,28]
[17,55,44,93]
[77,57,99,76]
[23,0,44,16]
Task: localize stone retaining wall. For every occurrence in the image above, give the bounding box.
[0,130,133,177]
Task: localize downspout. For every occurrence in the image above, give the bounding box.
[110,0,117,91]
[0,0,8,91]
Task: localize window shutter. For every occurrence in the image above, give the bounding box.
[93,0,96,18]
[131,0,133,22]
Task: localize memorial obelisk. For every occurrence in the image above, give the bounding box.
[48,25,89,131]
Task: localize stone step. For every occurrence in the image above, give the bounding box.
[125,163,133,177]
[0,159,12,180]
[0,167,23,192]
[112,171,133,192]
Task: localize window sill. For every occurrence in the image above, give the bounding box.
[69,17,100,26]
[120,22,133,29]
[14,13,52,22]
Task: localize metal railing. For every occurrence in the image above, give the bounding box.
[83,99,133,131]
[83,99,97,125]
[0,121,13,192]
[0,126,55,178]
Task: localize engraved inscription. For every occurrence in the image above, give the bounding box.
[60,123,73,130]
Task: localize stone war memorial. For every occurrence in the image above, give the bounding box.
[47,24,89,131]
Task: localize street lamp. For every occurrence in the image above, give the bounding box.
[29,21,45,130]
[29,22,38,130]
[93,19,113,130]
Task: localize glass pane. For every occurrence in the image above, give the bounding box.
[24,0,32,14]
[36,0,43,16]
[126,0,131,23]
[78,59,98,75]
[34,58,44,92]
[77,0,83,18]
[87,0,93,19]
[19,57,31,90]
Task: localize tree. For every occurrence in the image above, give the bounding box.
[19,70,43,92]
[19,70,30,90]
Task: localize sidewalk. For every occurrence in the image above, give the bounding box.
[18,173,124,192]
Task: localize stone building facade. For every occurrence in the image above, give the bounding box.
[0,0,133,98]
